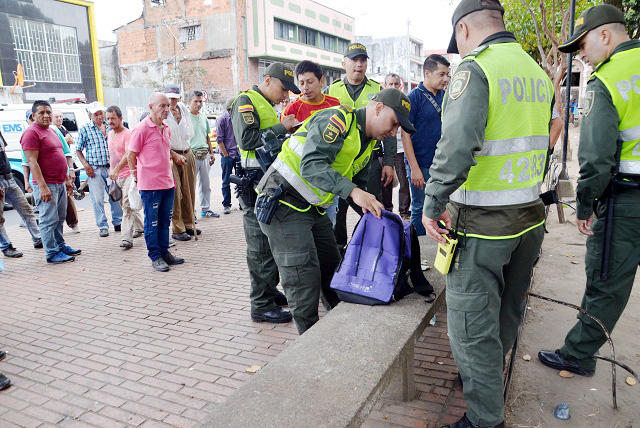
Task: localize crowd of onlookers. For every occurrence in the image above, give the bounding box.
[0,85,241,271]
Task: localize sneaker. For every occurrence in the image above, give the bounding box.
[133,230,143,239]
[99,229,109,237]
[2,246,22,258]
[60,246,81,256]
[172,232,191,241]
[120,241,133,250]
[201,210,220,218]
[47,252,75,264]
[114,224,121,232]
[185,228,202,236]
[71,225,81,233]
[223,206,231,215]
[0,373,11,391]
[162,252,185,265]
[152,258,170,272]
[33,239,43,249]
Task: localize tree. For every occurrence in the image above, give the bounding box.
[604,0,640,38]
[502,0,598,111]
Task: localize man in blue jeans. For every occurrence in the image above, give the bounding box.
[21,100,80,264]
[76,102,123,237]
[129,93,185,272]
[216,97,240,214]
[402,54,450,235]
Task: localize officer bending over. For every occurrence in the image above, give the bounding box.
[256,88,415,334]
[231,62,299,324]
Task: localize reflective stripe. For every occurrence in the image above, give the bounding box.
[288,136,305,157]
[619,160,640,175]
[619,124,640,142]
[475,135,549,157]
[242,156,260,169]
[272,158,329,207]
[450,184,541,206]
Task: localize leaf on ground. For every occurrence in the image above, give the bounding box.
[559,370,574,378]
[571,260,580,264]
[565,254,576,258]
[522,354,531,361]
[626,377,637,386]
[246,365,262,374]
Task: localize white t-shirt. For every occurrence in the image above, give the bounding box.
[396,129,404,153]
[166,102,194,151]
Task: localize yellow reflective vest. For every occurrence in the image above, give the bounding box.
[450,43,553,210]
[328,78,382,176]
[272,106,359,207]
[591,47,640,176]
[233,90,279,169]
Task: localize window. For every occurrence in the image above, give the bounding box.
[9,18,81,83]
[336,38,349,54]
[62,112,78,132]
[319,33,334,51]
[275,20,295,41]
[179,25,202,42]
[411,41,422,56]
[298,26,316,47]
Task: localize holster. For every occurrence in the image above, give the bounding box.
[255,185,284,225]
[230,169,262,208]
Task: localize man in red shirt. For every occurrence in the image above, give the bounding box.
[283,60,340,123]
[22,100,80,264]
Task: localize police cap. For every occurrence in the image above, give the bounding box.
[264,62,301,94]
[344,43,369,59]
[447,0,505,54]
[371,88,416,134]
[559,5,625,53]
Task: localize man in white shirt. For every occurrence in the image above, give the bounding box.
[164,85,197,241]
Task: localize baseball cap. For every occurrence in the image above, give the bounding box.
[559,5,625,53]
[447,0,505,54]
[164,84,181,99]
[87,102,106,115]
[344,42,369,59]
[370,88,416,134]
[264,62,301,94]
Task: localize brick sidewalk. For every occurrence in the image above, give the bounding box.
[0,182,463,428]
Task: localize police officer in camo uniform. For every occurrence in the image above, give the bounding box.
[539,5,640,378]
[256,88,414,334]
[421,1,554,427]
[231,63,300,324]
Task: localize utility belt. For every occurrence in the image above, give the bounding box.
[256,186,325,225]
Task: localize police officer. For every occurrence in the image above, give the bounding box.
[539,5,640,377]
[327,43,396,250]
[256,88,413,334]
[421,1,554,427]
[231,62,300,324]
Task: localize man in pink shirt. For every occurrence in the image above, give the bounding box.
[128,93,186,272]
[107,105,144,250]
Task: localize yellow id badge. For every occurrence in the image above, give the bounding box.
[434,234,458,275]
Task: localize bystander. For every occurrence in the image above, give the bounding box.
[76,102,123,237]
[216,97,239,214]
[128,93,185,272]
[21,100,80,264]
[107,105,144,249]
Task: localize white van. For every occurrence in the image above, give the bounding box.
[1,103,91,191]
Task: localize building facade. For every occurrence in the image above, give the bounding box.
[0,0,102,103]
[114,0,354,111]
[355,35,424,93]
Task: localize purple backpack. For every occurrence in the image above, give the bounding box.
[330,210,435,305]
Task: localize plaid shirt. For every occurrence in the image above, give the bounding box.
[76,121,111,166]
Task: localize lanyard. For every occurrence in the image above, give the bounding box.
[417,87,442,114]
